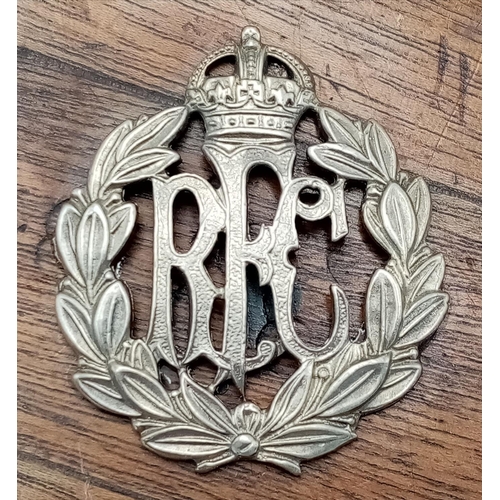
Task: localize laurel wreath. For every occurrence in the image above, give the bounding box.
[55,105,448,474]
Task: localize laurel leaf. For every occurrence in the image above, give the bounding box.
[73,371,140,417]
[93,281,131,356]
[88,119,133,198]
[55,202,84,285]
[76,202,110,287]
[329,342,369,380]
[195,452,238,473]
[380,182,416,261]
[364,121,397,180]
[407,177,431,246]
[128,339,158,378]
[116,106,188,161]
[407,254,445,304]
[319,108,364,150]
[232,403,264,435]
[362,360,422,413]
[363,200,398,256]
[110,363,177,419]
[256,453,302,475]
[108,203,136,261]
[366,269,402,351]
[133,419,171,437]
[56,293,104,364]
[396,292,449,348]
[262,360,313,434]
[109,148,180,187]
[180,373,235,435]
[261,423,355,460]
[317,354,391,417]
[308,143,385,182]
[142,425,230,459]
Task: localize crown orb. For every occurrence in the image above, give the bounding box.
[242,26,261,46]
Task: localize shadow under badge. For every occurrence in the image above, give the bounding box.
[55,26,449,474]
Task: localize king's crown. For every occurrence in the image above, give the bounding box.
[186,27,318,144]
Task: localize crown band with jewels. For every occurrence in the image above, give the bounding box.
[186,27,319,143]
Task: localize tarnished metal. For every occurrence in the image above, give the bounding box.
[55,26,449,474]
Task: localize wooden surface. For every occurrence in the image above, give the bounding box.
[17,1,482,499]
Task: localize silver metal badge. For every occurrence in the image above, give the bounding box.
[55,27,449,474]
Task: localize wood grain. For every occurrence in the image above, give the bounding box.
[18,1,481,499]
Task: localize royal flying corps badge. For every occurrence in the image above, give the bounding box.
[55,27,449,474]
